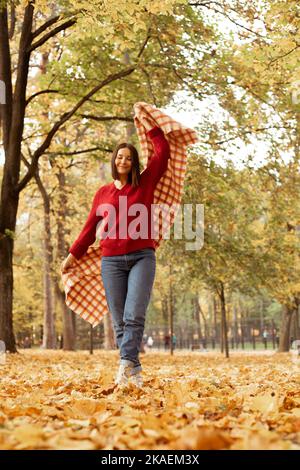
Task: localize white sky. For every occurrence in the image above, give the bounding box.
[162,90,276,170]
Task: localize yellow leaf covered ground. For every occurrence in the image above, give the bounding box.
[0,350,300,450]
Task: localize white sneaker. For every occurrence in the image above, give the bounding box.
[130,371,143,388]
[115,360,134,386]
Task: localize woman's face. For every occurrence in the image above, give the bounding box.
[115,147,133,176]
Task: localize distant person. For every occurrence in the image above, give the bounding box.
[147,335,154,349]
[24,336,31,349]
[164,334,170,350]
[262,329,268,348]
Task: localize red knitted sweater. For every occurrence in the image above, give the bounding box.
[68,126,170,259]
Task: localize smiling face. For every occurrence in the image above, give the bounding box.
[111,143,140,188]
[115,147,133,177]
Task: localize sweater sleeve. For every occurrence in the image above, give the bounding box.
[68,190,103,260]
[144,126,170,186]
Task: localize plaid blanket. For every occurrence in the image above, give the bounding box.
[61,102,198,327]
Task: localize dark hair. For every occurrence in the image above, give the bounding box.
[111,143,141,188]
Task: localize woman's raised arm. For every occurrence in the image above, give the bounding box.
[144,126,170,187]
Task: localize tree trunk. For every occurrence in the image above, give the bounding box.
[219,282,229,358]
[0,231,17,352]
[259,297,264,333]
[213,294,218,345]
[89,324,93,354]
[292,307,299,341]
[54,282,76,350]
[55,167,76,350]
[169,264,174,355]
[279,304,294,352]
[34,169,56,349]
[42,253,56,349]
[0,3,34,352]
[162,294,169,331]
[233,303,238,348]
[198,300,208,344]
[193,294,202,347]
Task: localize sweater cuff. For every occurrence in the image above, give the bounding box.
[69,244,86,260]
[146,126,164,138]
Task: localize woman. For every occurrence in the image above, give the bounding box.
[61,117,170,388]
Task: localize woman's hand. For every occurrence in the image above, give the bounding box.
[60,253,76,274]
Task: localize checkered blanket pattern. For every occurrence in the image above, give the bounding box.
[61,102,198,327]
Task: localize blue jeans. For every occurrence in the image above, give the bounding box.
[100,248,156,373]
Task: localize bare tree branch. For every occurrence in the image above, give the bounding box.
[28,18,77,53]
[190,1,265,38]
[78,114,133,123]
[26,88,60,106]
[31,14,61,39]
[204,125,295,146]
[45,146,113,156]
[136,27,152,58]
[267,44,300,67]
